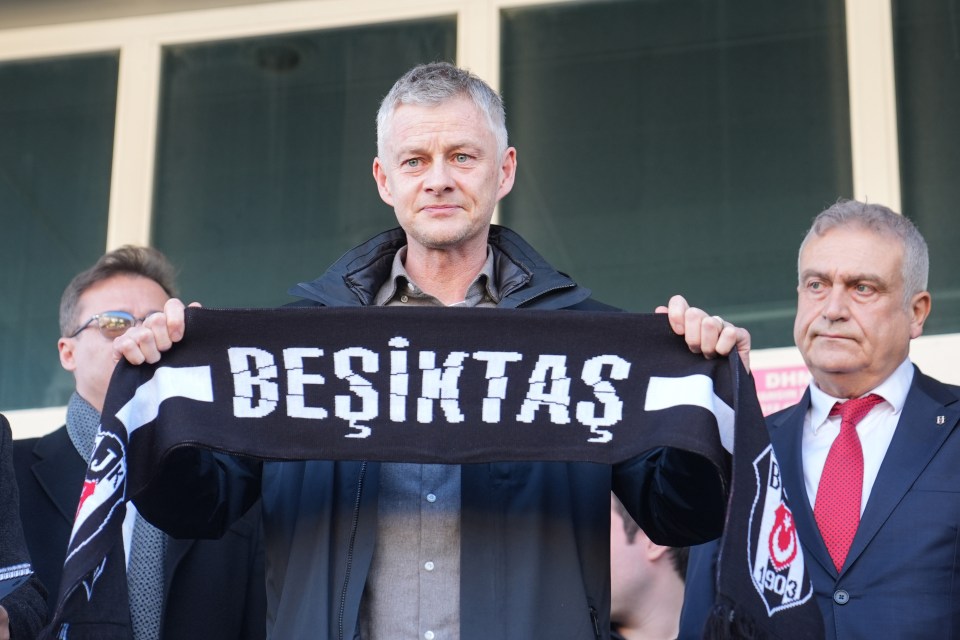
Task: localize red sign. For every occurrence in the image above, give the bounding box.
[753,365,810,416]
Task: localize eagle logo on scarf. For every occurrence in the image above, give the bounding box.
[748,445,814,615]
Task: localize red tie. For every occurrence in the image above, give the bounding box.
[814,393,884,572]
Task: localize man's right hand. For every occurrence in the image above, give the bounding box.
[113,298,197,365]
[656,294,751,373]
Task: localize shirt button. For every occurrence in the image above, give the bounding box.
[400,295,409,303]
[833,589,850,605]
[424,632,435,640]
[424,561,435,571]
[426,493,437,503]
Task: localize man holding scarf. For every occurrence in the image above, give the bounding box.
[115,62,750,640]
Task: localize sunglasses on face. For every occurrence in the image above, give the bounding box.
[68,310,157,339]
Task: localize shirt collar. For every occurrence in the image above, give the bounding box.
[478,247,500,302]
[372,245,410,306]
[808,358,914,432]
[373,244,500,307]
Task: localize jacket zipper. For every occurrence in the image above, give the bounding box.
[338,461,368,640]
[510,281,577,308]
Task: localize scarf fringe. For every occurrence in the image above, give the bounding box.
[703,601,771,640]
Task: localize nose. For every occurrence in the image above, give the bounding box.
[821,285,849,322]
[423,161,454,195]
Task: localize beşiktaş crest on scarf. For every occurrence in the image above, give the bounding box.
[706,372,825,640]
[43,306,823,639]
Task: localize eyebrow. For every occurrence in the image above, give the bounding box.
[800,269,890,289]
[395,139,483,156]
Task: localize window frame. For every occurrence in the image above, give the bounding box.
[4,0,958,434]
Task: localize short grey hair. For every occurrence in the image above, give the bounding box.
[798,199,929,305]
[60,245,179,337]
[376,61,508,159]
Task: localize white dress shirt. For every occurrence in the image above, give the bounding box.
[802,358,914,515]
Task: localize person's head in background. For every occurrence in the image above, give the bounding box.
[610,493,689,640]
[58,246,178,412]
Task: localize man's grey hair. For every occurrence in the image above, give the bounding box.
[60,245,179,337]
[798,199,929,305]
[376,61,508,159]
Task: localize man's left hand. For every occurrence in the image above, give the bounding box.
[656,295,751,373]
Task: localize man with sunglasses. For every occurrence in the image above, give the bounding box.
[12,245,267,640]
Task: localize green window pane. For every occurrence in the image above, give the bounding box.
[893,1,960,336]
[152,18,456,308]
[501,1,852,348]
[0,53,118,410]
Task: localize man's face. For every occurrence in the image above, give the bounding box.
[372,96,516,256]
[793,226,930,398]
[58,274,169,412]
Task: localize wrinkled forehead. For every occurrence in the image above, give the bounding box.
[804,220,904,257]
[799,225,906,282]
[75,274,169,318]
[384,99,496,151]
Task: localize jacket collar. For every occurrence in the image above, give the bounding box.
[286,225,591,310]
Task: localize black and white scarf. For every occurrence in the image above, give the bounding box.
[42,306,823,639]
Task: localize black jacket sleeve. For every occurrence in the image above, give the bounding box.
[0,415,49,639]
[132,446,263,540]
[613,446,727,547]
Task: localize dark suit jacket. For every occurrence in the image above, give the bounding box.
[13,425,267,640]
[1,415,48,639]
[680,367,960,639]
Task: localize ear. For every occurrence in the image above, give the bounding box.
[644,537,670,562]
[59,337,78,373]
[372,157,394,207]
[495,147,517,202]
[908,291,932,339]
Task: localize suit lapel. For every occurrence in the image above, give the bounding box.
[768,392,837,577]
[843,370,960,573]
[163,537,194,593]
[32,427,89,524]
[37,427,193,599]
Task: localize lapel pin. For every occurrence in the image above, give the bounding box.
[937,415,946,425]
